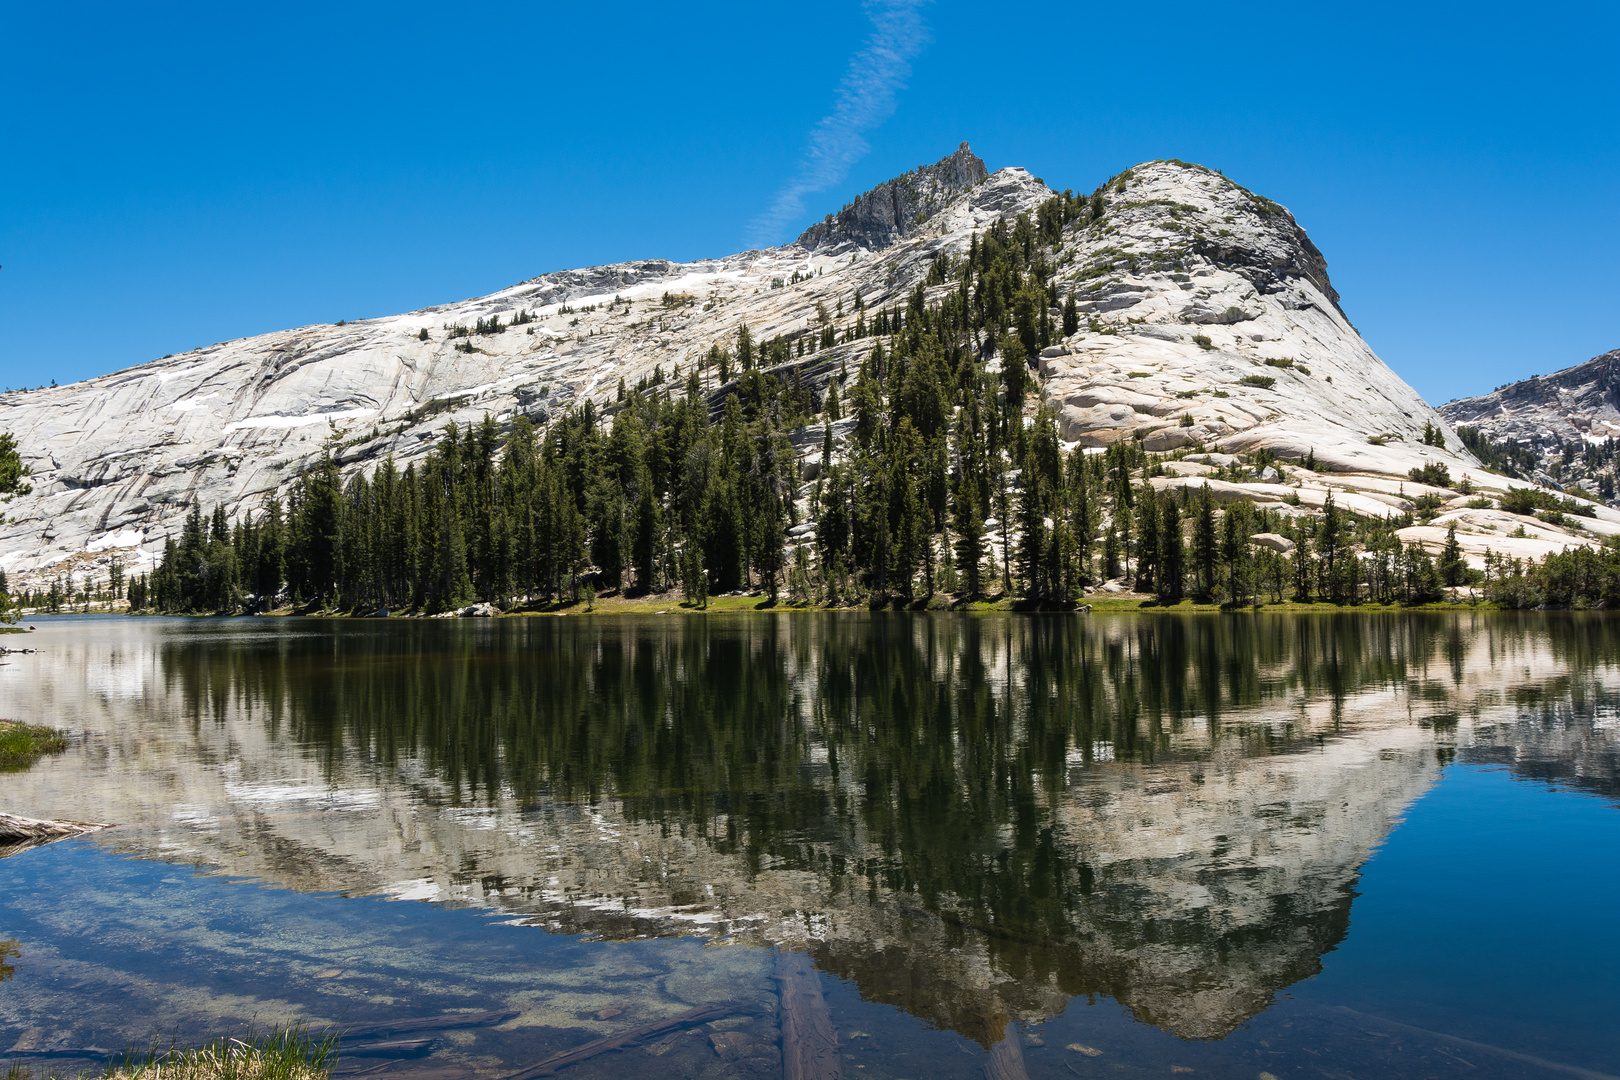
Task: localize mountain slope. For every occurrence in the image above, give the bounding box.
[4,145,1604,593]
[0,153,1050,590]
[1042,159,1459,470]
[1439,349,1620,502]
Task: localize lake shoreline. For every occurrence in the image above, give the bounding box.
[31,591,1607,620]
[111,595,1554,618]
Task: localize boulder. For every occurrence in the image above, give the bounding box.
[1249,532,1296,554]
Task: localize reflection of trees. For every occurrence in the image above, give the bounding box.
[152,612,1620,1041]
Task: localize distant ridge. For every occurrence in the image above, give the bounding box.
[1440,348,1620,500]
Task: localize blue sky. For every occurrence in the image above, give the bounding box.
[2,1,1615,403]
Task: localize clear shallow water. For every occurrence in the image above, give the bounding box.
[1,612,1617,1079]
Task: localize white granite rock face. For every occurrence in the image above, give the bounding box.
[0,151,1052,590]
[0,151,1565,588]
[1043,161,1469,475]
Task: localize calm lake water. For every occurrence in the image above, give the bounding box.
[2,612,1617,1080]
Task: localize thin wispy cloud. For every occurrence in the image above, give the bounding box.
[747,0,932,249]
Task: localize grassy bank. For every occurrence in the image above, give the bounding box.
[462,591,1487,618]
[0,721,68,771]
[3,1027,337,1080]
[172,589,1502,619]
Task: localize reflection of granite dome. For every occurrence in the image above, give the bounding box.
[7,614,1620,1044]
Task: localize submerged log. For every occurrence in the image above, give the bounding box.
[0,1047,117,1060]
[335,1010,518,1041]
[775,951,841,1080]
[984,1030,1030,1080]
[501,1001,747,1080]
[338,1039,435,1058]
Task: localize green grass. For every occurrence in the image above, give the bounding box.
[482,590,1493,618]
[0,721,68,771]
[112,1028,338,1080]
[2,1027,340,1080]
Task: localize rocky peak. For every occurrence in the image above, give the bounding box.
[795,142,989,253]
[1098,160,1342,315]
[1439,348,1620,500]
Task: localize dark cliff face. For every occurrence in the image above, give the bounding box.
[1185,183,1343,313]
[796,142,990,253]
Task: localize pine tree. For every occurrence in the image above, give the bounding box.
[1192,485,1218,601]
[1134,484,1159,594]
[634,476,660,593]
[1221,500,1254,605]
[1016,474,1045,598]
[1157,494,1185,604]
[998,332,1028,421]
[952,474,985,597]
[1291,528,1314,603]
[1440,522,1466,587]
[1317,492,1343,600]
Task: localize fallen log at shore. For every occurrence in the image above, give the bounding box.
[775,951,841,1080]
[0,811,113,844]
[500,1002,748,1080]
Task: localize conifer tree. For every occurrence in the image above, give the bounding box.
[1135,485,1160,594]
[1192,484,1219,601]
[1158,494,1185,604]
[1440,522,1467,587]
[952,473,985,597]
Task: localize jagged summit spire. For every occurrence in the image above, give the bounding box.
[796,142,989,253]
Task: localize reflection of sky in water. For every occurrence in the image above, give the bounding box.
[0,613,1618,1078]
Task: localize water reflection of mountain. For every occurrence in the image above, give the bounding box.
[7,613,1620,1044]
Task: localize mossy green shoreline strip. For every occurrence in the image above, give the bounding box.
[133,594,1544,618]
[0,721,69,771]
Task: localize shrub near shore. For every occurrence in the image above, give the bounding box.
[0,721,68,771]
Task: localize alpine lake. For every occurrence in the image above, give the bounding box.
[2,611,1617,1080]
